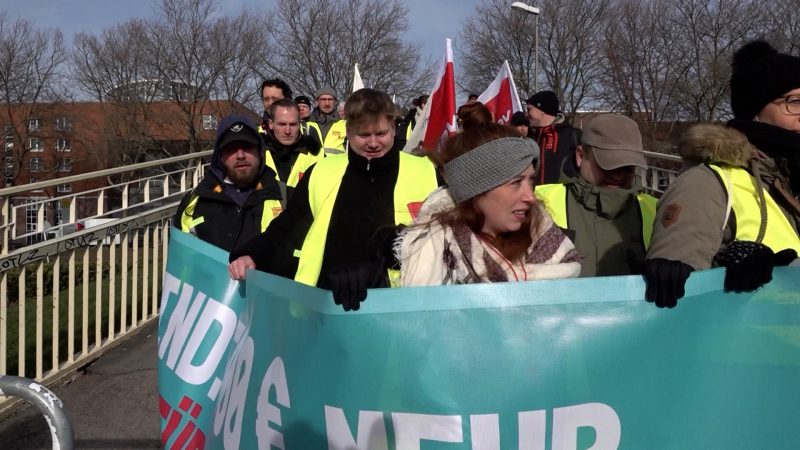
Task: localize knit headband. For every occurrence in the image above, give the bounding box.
[444,137,538,204]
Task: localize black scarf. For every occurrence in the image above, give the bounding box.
[728,119,800,195]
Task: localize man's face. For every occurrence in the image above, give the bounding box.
[347,117,395,159]
[261,86,285,112]
[298,103,311,119]
[221,142,260,187]
[317,94,336,114]
[526,104,547,127]
[269,106,301,146]
[576,146,635,189]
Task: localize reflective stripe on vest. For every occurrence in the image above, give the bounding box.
[294,152,439,286]
[180,192,283,235]
[180,194,203,234]
[707,164,800,253]
[534,183,657,248]
[321,120,347,155]
[264,149,324,188]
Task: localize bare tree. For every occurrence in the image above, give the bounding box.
[599,0,689,150]
[458,0,537,96]
[265,0,433,102]
[458,0,608,114]
[672,0,765,121]
[209,11,271,111]
[763,0,800,56]
[0,12,66,187]
[537,0,609,114]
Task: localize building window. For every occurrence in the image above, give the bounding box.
[56,138,70,151]
[57,158,71,172]
[4,125,12,150]
[55,116,71,131]
[202,114,217,130]
[29,138,43,152]
[26,203,38,233]
[57,183,71,193]
[29,157,43,172]
[28,118,41,132]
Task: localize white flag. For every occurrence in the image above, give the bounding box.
[352,63,365,92]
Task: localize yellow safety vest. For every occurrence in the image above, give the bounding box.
[312,120,347,155]
[264,149,324,188]
[302,121,323,146]
[535,183,657,248]
[405,120,414,140]
[293,152,439,286]
[179,189,282,235]
[708,164,800,253]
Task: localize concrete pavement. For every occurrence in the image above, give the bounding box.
[0,320,160,449]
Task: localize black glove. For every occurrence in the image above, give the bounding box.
[775,248,799,266]
[367,225,406,269]
[326,262,387,312]
[642,258,694,308]
[713,241,791,292]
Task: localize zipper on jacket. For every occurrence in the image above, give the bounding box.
[366,158,374,183]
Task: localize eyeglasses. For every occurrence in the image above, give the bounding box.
[774,95,800,115]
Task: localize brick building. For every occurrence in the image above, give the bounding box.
[1,98,258,245]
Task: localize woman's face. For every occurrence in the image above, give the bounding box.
[474,164,536,238]
[757,88,800,132]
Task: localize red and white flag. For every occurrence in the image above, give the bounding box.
[477,60,523,124]
[403,39,457,153]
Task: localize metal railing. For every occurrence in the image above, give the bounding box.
[642,150,682,196]
[0,375,74,449]
[0,151,210,412]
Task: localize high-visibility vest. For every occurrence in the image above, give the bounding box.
[708,164,800,252]
[293,152,439,286]
[264,149,324,188]
[313,120,347,155]
[180,191,282,235]
[302,121,323,146]
[535,183,657,249]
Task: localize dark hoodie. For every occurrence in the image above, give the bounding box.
[173,115,282,251]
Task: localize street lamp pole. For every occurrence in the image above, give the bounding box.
[511,2,541,92]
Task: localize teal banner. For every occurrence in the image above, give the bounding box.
[158,229,800,450]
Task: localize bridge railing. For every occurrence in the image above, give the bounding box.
[642,150,682,196]
[0,151,210,412]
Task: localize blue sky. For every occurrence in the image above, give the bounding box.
[0,0,478,60]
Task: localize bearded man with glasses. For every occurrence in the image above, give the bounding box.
[642,39,800,309]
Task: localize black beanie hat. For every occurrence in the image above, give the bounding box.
[294,95,311,107]
[730,40,800,120]
[525,90,560,116]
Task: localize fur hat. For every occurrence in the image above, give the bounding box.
[730,40,800,120]
[525,90,559,116]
